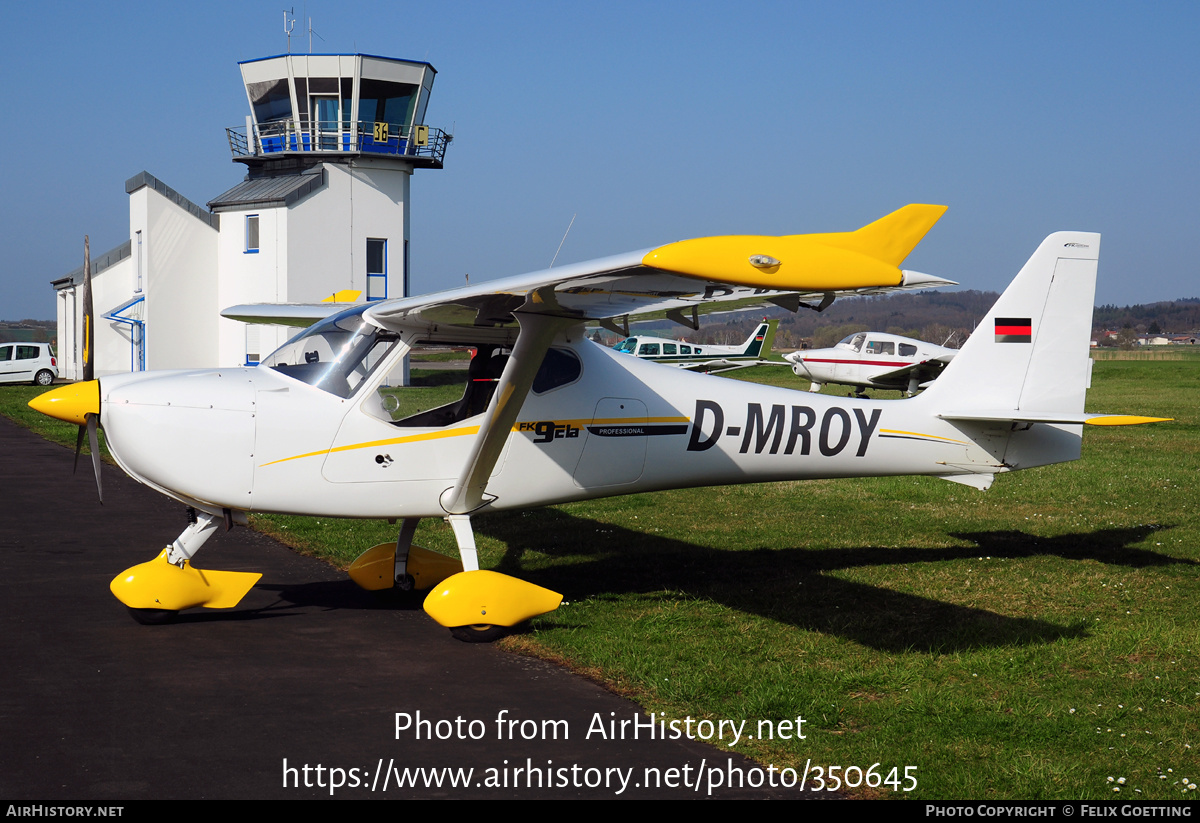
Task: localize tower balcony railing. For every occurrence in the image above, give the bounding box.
[226,120,451,167]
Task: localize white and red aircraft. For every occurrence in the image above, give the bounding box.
[786,331,958,396]
[30,205,1166,640]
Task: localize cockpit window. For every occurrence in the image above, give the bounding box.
[837,333,866,352]
[614,338,637,353]
[261,306,401,398]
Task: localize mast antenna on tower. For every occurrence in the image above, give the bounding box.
[283,8,296,53]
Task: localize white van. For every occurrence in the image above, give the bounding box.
[0,342,58,386]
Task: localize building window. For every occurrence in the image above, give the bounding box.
[134,230,143,293]
[367,238,387,300]
[245,215,260,253]
[245,325,261,366]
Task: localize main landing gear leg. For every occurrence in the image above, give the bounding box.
[111,509,261,624]
[394,517,420,590]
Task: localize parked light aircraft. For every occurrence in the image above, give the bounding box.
[612,320,780,373]
[786,331,957,396]
[30,205,1168,641]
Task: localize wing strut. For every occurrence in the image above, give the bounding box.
[439,311,577,520]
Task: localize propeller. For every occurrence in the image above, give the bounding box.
[72,235,102,503]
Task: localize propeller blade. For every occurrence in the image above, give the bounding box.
[87,413,103,504]
[73,424,86,474]
[82,235,94,383]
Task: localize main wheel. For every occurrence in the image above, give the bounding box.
[128,607,179,625]
[450,624,507,643]
[34,370,54,386]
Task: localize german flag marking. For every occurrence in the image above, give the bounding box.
[995,317,1032,343]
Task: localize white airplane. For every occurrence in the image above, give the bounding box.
[29,205,1168,641]
[611,320,780,373]
[786,331,958,396]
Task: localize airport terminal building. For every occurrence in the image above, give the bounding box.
[52,53,448,379]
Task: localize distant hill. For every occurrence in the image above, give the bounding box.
[0,320,56,345]
[605,292,1200,350]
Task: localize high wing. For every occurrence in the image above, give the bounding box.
[223,204,955,341]
[223,204,954,521]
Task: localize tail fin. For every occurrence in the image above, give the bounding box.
[922,232,1099,414]
[742,320,778,357]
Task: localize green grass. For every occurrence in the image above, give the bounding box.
[4,361,1198,799]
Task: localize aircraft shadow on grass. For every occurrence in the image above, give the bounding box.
[457,509,1189,654]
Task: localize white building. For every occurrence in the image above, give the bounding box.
[53,53,448,379]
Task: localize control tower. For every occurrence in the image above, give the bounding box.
[227,53,449,172]
[53,52,450,378]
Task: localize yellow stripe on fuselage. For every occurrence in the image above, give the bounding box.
[258,416,693,467]
[879,428,968,445]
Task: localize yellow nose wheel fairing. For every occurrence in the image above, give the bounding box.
[424,570,563,639]
[110,549,262,613]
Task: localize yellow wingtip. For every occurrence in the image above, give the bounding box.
[321,289,362,303]
[1084,415,1174,426]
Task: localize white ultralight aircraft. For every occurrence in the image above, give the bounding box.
[30,205,1167,640]
[786,331,958,396]
[612,319,780,373]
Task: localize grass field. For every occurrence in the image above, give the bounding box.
[5,357,1197,799]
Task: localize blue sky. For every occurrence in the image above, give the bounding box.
[3,1,1197,321]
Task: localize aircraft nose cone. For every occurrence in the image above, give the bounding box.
[28,380,100,425]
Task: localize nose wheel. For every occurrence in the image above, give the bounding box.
[127,607,179,625]
[450,624,508,643]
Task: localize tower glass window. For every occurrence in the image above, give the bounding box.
[367,239,387,300]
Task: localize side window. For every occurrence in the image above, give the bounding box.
[879,342,894,355]
[638,343,660,356]
[532,348,582,394]
[245,214,259,253]
[899,343,917,356]
[680,344,692,354]
[0,346,11,361]
[663,343,677,355]
[865,340,880,354]
[16,346,39,360]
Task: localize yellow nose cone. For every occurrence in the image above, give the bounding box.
[28,380,100,426]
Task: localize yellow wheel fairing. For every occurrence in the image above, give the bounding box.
[408,545,465,590]
[348,542,398,591]
[110,549,261,611]
[348,543,464,591]
[424,570,562,629]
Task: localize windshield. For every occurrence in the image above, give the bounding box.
[261,306,402,398]
[836,333,866,352]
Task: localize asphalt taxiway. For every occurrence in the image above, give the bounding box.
[0,416,822,799]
